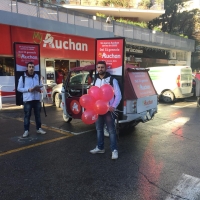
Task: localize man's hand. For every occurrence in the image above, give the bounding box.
[29,88,41,92]
[109,106,115,112]
[35,88,41,92]
[28,88,34,92]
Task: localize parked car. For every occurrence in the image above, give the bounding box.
[51,72,93,107]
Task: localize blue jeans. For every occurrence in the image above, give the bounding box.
[24,100,41,131]
[95,112,118,151]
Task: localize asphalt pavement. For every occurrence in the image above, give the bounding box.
[1,97,200,200]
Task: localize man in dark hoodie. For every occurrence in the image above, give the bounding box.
[90,61,122,159]
[17,62,46,138]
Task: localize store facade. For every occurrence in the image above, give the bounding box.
[0,23,190,96]
[0,24,95,96]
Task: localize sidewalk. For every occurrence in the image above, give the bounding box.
[1,97,53,110]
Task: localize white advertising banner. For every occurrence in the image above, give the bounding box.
[137,95,157,113]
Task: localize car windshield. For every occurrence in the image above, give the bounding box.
[69,71,94,86]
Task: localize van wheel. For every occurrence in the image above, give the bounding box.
[162,90,175,103]
[55,93,61,108]
[63,113,72,123]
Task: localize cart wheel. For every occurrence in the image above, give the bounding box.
[63,113,72,123]
[162,90,175,103]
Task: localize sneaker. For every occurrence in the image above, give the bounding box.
[23,130,29,138]
[90,146,105,154]
[37,128,46,134]
[112,150,118,159]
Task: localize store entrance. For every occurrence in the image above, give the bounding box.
[45,59,78,85]
[54,60,69,84]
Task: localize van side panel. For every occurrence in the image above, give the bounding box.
[148,66,193,99]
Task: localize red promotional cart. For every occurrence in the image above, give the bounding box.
[60,63,158,130]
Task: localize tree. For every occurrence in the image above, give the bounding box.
[138,0,153,9]
[148,0,200,40]
[148,0,186,33]
[148,0,200,70]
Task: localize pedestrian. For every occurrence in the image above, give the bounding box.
[106,16,111,23]
[195,71,200,107]
[17,62,46,137]
[90,61,122,159]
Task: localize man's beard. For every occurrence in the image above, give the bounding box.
[99,71,106,75]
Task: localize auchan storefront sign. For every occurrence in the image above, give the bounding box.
[11,26,95,59]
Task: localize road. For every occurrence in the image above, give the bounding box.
[1,98,200,200]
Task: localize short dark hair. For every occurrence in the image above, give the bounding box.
[27,62,34,67]
[97,60,106,66]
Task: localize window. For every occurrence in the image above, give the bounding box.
[0,57,15,76]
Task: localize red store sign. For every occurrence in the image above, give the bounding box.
[96,38,124,76]
[11,26,95,60]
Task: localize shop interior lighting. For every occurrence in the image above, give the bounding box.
[9,3,16,6]
[80,19,88,21]
[48,12,57,14]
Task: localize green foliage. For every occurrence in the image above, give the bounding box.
[116,18,148,28]
[154,0,164,5]
[96,12,106,18]
[138,0,153,8]
[101,0,131,8]
[148,0,200,40]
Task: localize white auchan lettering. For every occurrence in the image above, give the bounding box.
[43,33,88,51]
[139,84,150,90]
[21,54,38,59]
[102,53,121,58]
[144,100,153,106]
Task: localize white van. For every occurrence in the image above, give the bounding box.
[148,66,193,103]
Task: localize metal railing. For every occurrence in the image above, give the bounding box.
[0,0,195,51]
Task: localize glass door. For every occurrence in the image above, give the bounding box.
[45,59,55,85]
[69,60,77,70]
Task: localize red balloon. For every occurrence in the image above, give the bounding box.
[100,84,114,101]
[81,110,98,125]
[88,86,102,101]
[79,94,96,110]
[94,100,109,115]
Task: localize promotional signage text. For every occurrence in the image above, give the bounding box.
[15,43,40,71]
[129,71,156,98]
[96,38,125,76]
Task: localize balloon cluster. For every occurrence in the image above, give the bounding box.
[79,84,114,124]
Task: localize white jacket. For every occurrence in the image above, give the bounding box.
[94,73,122,109]
[17,72,42,102]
